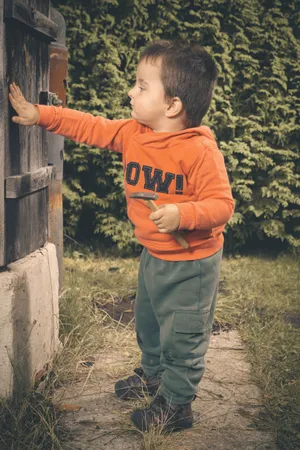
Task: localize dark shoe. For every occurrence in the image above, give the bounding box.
[115,367,161,400]
[131,394,193,432]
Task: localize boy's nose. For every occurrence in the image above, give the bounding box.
[128,86,135,99]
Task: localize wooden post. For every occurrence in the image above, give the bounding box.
[3,0,57,265]
[48,7,67,288]
[0,0,5,267]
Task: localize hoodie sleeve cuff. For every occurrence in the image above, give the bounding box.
[176,203,196,231]
[35,104,58,129]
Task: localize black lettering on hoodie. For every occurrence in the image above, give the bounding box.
[142,166,175,193]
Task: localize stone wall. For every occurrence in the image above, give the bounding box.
[0,243,59,396]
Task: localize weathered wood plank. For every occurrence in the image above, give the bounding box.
[4,0,58,42]
[0,0,5,266]
[6,4,50,175]
[6,189,48,264]
[5,165,56,199]
[6,26,29,175]
[4,0,52,265]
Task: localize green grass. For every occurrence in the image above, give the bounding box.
[55,252,140,384]
[0,249,299,449]
[0,390,62,449]
[216,254,300,449]
[58,249,300,449]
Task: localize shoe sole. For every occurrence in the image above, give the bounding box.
[131,410,193,432]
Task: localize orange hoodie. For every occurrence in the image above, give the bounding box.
[37,105,234,261]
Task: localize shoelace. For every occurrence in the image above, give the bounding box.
[145,396,180,428]
[133,367,144,377]
[126,367,145,387]
[148,396,176,414]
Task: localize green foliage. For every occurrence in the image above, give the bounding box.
[52,0,300,253]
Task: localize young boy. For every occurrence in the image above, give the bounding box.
[9,40,234,433]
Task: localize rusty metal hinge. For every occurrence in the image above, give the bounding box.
[39,91,63,106]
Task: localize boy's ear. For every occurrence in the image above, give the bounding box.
[165,96,183,118]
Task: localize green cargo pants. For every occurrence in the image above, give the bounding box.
[134,247,223,405]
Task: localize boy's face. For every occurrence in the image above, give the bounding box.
[128,58,169,131]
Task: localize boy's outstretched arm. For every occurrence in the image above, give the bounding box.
[9,83,40,125]
[8,83,133,152]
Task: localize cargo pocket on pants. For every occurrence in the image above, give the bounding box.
[171,310,210,359]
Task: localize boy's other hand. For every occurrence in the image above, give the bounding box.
[149,204,180,233]
[9,82,40,126]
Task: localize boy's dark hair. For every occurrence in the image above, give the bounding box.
[139,40,218,128]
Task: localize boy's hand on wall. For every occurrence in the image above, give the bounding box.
[8,83,40,126]
[149,204,180,233]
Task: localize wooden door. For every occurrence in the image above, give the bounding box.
[0,0,59,267]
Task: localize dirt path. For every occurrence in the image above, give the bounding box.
[56,330,277,450]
